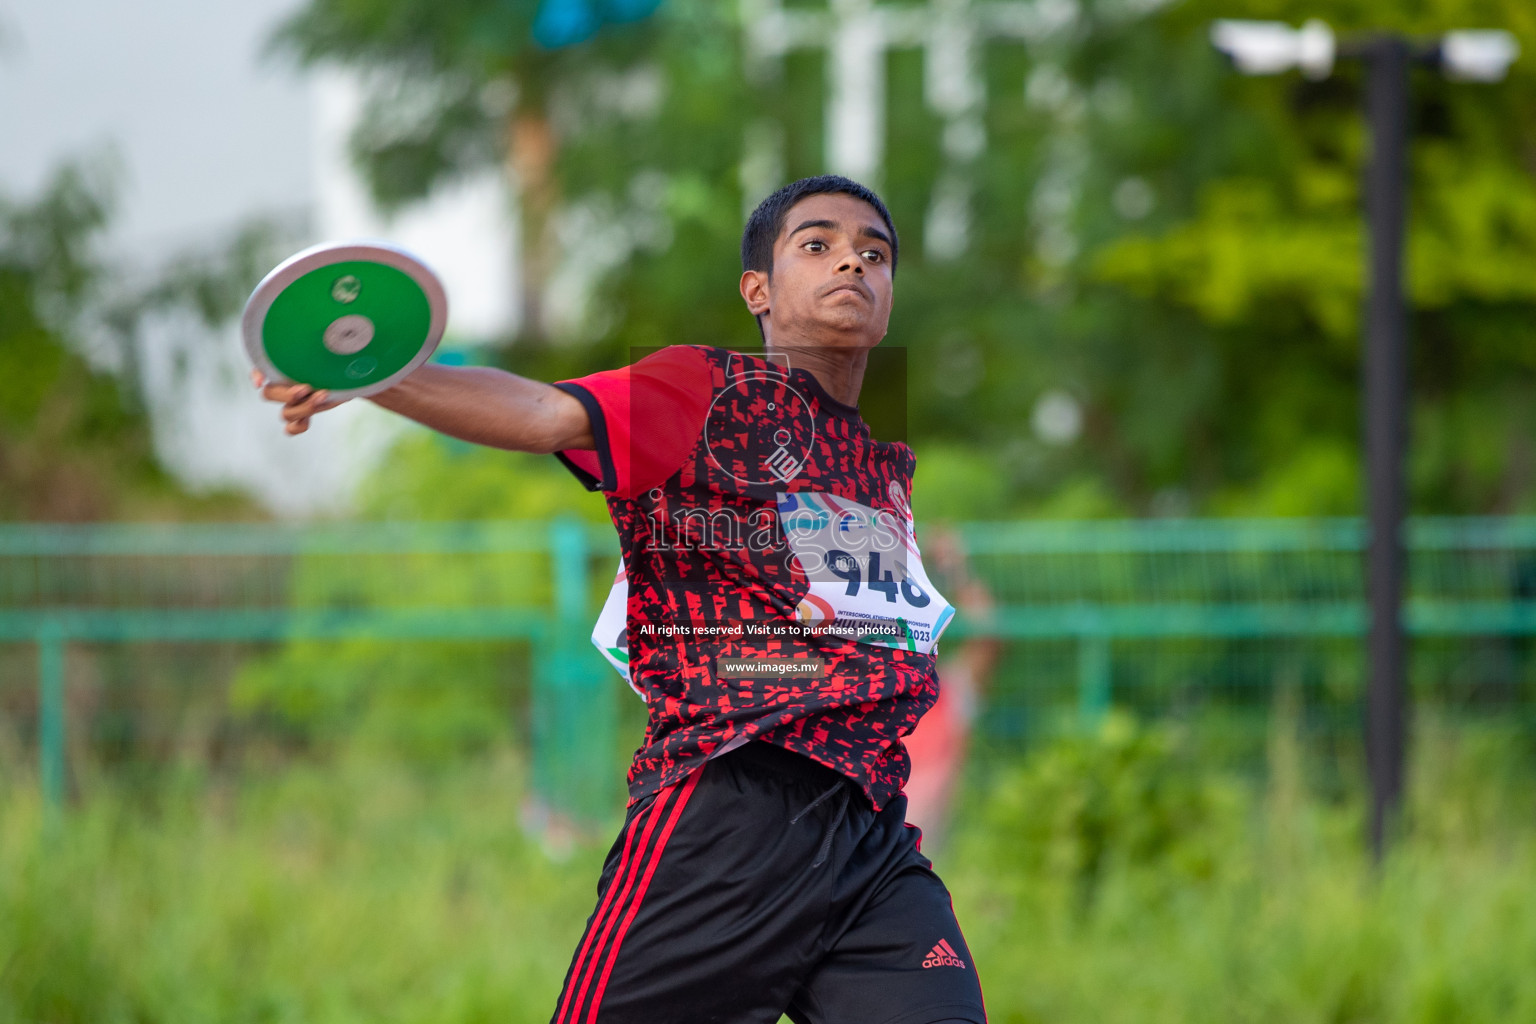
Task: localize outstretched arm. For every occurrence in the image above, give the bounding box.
[255,363,595,452]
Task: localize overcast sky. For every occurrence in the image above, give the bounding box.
[0,0,313,260]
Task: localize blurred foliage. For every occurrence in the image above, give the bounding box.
[0,162,256,521]
[271,0,1536,523]
[966,712,1244,912]
[269,0,676,331]
[0,749,596,1024]
[230,439,612,761]
[948,712,1536,1024]
[1092,0,1536,520]
[5,716,1536,1023]
[124,216,311,332]
[232,637,522,763]
[355,433,611,523]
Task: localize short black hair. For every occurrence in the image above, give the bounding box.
[741,175,898,278]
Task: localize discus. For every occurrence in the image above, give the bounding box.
[241,241,448,400]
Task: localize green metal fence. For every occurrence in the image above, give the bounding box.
[0,519,617,816]
[5,517,1536,813]
[952,517,1536,761]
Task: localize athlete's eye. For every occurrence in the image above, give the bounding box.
[861,249,885,263]
[804,239,827,253]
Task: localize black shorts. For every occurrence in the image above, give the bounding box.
[550,741,988,1024]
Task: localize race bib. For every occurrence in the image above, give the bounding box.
[776,491,955,654]
[589,491,956,684]
[590,560,643,695]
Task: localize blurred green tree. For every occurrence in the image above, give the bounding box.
[271,0,672,339]
[1084,0,1536,517]
[0,162,256,521]
[273,0,1536,519]
[229,438,615,762]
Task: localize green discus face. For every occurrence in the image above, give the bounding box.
[241,242,448,400]
[262,261,430,390]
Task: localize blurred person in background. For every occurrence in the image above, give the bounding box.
[902,531,1001,851]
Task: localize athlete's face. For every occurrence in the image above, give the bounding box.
[739,193,895,350]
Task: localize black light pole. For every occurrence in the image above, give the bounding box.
[1360,35,1411,859]
[1211,20,1518,857]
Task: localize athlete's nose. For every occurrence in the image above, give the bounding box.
[835,240,864,275]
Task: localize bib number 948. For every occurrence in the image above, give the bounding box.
[778,491,955,654]
[826,549,930,607]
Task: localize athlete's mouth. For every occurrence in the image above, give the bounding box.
[822,281,870,302]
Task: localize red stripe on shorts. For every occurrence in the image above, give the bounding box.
[582,765,705,1024]
[555,785,674,1024]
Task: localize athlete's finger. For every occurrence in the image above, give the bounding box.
[303,394,349,416]
[281,389,331,422]
[277,390,314,420]
[262,381,310,405]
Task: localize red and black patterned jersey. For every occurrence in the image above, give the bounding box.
[554,345,939,811]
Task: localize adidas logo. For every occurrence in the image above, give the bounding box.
[921,939,966,969]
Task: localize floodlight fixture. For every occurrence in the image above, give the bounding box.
[1212,19,1519,85]
[1211,19,1335,80]
[1437,30,1521,82]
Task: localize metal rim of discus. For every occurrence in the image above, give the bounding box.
[241,240,449,401]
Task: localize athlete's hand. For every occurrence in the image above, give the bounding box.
[252,369,350,435]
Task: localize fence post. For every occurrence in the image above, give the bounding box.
[38,620,65,810]
[532,518,616,826]
[1077,634,1111,729]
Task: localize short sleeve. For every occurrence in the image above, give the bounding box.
[553,346,714,499]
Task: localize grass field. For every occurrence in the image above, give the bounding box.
[3,714,1535,1024]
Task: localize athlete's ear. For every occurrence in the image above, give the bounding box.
[739,269,770,317]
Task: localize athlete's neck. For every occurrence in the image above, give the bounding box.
[766,345,868,408]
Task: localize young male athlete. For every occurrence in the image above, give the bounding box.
[259,175,988,1024]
